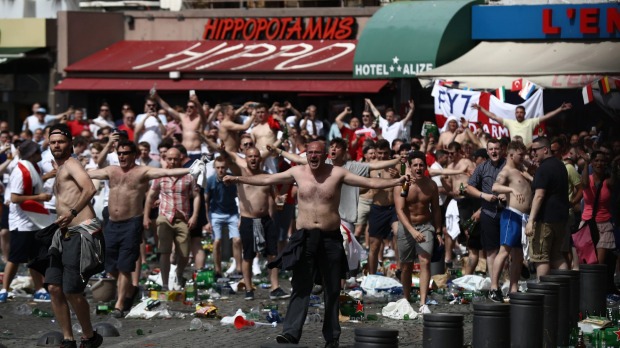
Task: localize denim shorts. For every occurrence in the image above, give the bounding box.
[211,212,240,240]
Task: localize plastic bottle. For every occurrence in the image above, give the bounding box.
[185,279,196,302]
[32,308,54,317]
[72,323,82,334]
[575,329,586,348]
[14,303,31,315]
[189,318,203,331]
[305,313,321,324]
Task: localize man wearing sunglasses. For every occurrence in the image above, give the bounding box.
[89,140,195,317]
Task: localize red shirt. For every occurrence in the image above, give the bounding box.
[66,120,90,136]
[339,126,359,160]
[117,124,135,141]
[150,174,198,223]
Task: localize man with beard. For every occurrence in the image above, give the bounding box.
[88,140,193,317]
[223,141,405,348]
[220,145,287,300]
[395,151,442,314]
[45,124,102,347]
[472,103,572,146]
[489,141,532,301]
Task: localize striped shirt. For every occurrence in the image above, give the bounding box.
[150,174,198,223]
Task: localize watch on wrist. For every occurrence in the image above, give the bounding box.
[70,208,78,217]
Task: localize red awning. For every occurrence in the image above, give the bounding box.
[54,78,389,93]
[65,40,357,73]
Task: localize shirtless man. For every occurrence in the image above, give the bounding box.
[217,103,255,153]
[154,93,206,159]
[489,141,532,301]
[222,145,287,301]
[45,124,103,347]
[88,140,192,317]
[436,117,479,151]
[395,151,442,314]
[441,142,477,271]
[223,141,405,347]
[367,139,401,275]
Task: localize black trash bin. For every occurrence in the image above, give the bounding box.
[423,313,463,348]
[579,264,607,317]
[548,269,580,330]
[539,275,571,346]
[473,302,510,348]
[509,292,544,348]
[527,281,560,348]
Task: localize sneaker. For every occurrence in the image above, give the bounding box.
[419,304,431,314]
[252,261,262,276]
[80,332,103,348]
[269,287,290,300]
[383,248,395,258]
[312,284,323,295]
[110,308,125,318]
[520,263,531,280]
[245,291,254,300]
[0,290,7,303]
[34,289,52,302]
[60,339,78,348]
[489,289,504,303]
[276,333,298,344]
[225,258,237,276]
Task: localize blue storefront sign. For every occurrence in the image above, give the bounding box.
[472,3,619,40]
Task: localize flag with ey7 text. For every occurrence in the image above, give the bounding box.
[432,81,544,139]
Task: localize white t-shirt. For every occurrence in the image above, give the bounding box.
[379,117,405,147]
[430,161,447,206]
[299,118,324,136]
[38,149,56,211]
[90,116,115,136]
[23,115,55,133]
[8,163,39,231]
[135,113,168,155]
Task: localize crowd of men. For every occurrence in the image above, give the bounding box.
[0,94,619,348]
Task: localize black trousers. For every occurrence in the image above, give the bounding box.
[282,229,345,343]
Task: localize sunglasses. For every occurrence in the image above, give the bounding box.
[531,146,545,152]
[187,105,195,109]
[242,142,254,147]
[117,151,135,156]
[146,104,156,108]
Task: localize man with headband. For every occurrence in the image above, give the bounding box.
[45,124,103,347]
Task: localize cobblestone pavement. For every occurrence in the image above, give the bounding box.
[0,278,475,348]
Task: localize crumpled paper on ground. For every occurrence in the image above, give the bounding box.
[451,275,491,291]
[360,275,402,296]
[125,299,173,319]
[10,275,34,292]
[381,299,418,320]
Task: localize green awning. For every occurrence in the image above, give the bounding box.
[0,47,36,64]
[353,0,481,79]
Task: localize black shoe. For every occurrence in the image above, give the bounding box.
[110,308,124,318]
[325,339,339,348]
[395,269,402,281]
[60,340,78,348]
[489,289,503,303]
[270,287,290,300]
[245,291,254,300]
[80,332,103,348]
[276,333,298,344]
[312,284,323,295]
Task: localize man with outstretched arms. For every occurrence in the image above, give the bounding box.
[88,140,193,317]
[223,141,405,348]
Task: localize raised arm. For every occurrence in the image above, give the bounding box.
[335,107,352,130]
[154,93,181,123]
[235,101,256,117]
[206,104,221,126]
[539,102,572,123]
[285,101,302,122]
[428,167,466,177]
[144,167,190,180]
[400,99,415,125]
[97,134,119,168]
[223,168,296,186]
[365,98,382,119]
[268,144,308,165]
[471,103,503,124]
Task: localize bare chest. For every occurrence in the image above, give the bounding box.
[182,115,201,130]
